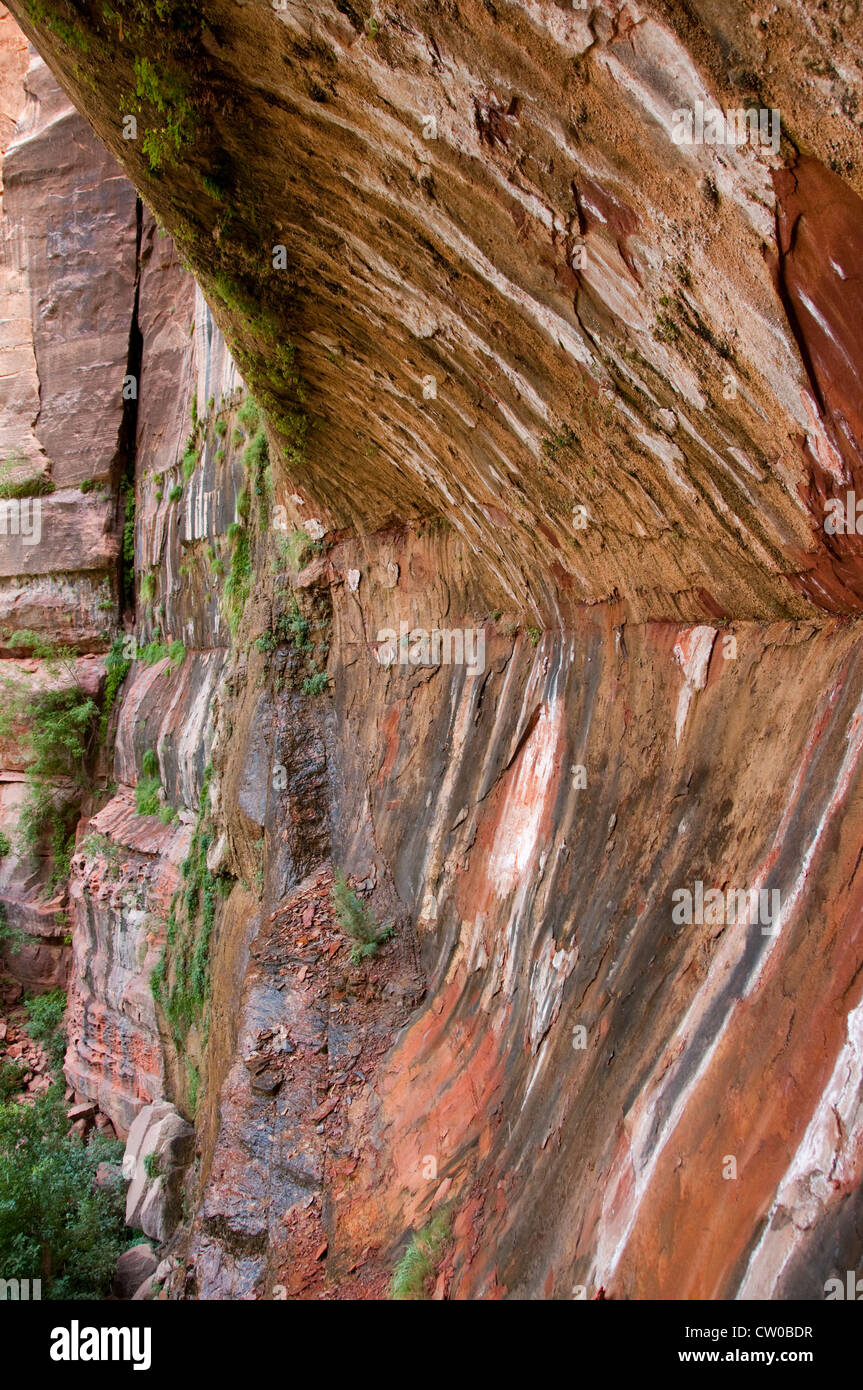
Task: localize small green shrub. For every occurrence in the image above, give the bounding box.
[99,637,131,743]
[0,1061,28,1102]
[0,1090,126,1298]
[302,672,329,696]
[0,832,10,857]
[24,989,66,1070]
[0,906,26,956]
[143,1152,161,1180]
[168,485,182,503]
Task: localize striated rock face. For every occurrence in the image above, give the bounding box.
[0,20,133,990]
[64,792,191,1135]
[3,0,863,1302]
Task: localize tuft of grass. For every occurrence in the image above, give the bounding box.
[0,475,55,500]
[135,748,163,817]
[390,1208,453,1300]
[23,988,67,1071]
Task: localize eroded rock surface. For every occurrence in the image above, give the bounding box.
[2,0,863,1301]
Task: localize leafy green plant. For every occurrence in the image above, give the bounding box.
[277,596,311,648]
[24,989,66,1071]
[168,485,182,503]
[237,397,260,433]
[223,527,251,634]
[0,905,26,957]
[0,1090,126,1298]
[181,438,199,481]
[99,636,131,743]
[138,638,185,673]
[331,872,392,964]
[302,672,329,696]
[135,748,162,817]
[0,1061,28,1103]
[140,572,156,604]
[0,832,10,857]
[143,1152,161,1180]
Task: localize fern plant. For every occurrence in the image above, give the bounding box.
[331,872,392,964]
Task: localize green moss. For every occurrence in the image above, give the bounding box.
[132,55,195,172]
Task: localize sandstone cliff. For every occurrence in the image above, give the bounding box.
[1,0,862,1300]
